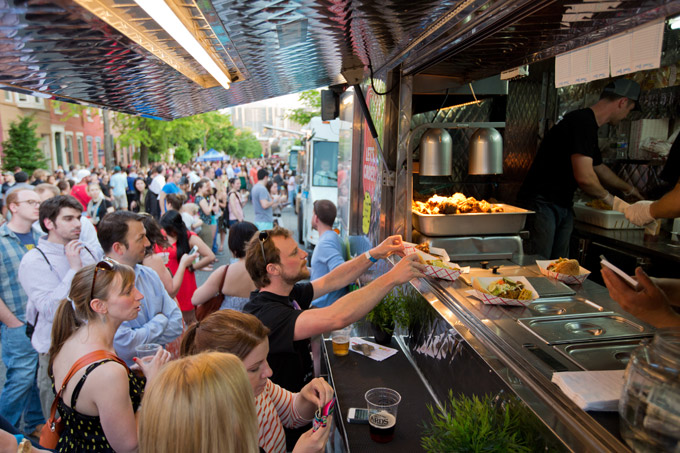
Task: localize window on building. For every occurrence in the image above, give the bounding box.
[3,90,11,102]
[86,136,93,165]
[17,93,27,102]
[96,137,103,165]
[86,108,93,122]
[77,136,84,164]
[65,135,73,165]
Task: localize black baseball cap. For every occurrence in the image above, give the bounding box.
[602,79,642,111]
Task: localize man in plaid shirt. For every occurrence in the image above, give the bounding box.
[0,188,45,436]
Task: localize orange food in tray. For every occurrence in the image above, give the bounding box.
[412,193,504,215]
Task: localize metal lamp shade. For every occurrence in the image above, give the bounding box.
[469,128,503,175]
[419,128,453,176]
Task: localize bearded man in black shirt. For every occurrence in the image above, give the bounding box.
[518,78,644,259]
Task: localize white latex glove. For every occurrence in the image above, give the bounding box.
[601,192,614,207]
[625,200,655,226]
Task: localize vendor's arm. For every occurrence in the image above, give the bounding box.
[601,266,680,328]
[572,155,610,199]
[650,182,680,219]
[311,235,405,299]
[593,163,642,199]
[295,254,424,340]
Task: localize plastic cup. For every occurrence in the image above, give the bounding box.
[365,388,401,443]
[331,326,351,357]
[135,343,161,364]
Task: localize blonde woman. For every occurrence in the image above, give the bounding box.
[138,352,260,453]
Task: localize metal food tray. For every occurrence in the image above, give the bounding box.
[412,204,533,237]
[554,338,647,371]
[573,203,642,229]
[518,313,651,345]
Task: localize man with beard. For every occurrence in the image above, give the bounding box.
[243,227,424,393]
[19,195,101,417]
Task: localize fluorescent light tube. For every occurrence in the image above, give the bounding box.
[133,0,231,89]
[670,15,680,30]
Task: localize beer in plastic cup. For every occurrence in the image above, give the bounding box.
[365,387,401,443]
[135,343,161,364]
[331,326,351,357]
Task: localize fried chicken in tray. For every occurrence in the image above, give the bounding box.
[412,193,504,215]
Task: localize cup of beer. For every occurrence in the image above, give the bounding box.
[365,387,401,443]
[135,343,161,364]
[331,326,351,356]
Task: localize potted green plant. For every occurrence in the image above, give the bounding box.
[421,391,556,453]
[365,288,403,345]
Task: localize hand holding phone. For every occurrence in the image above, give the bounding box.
[189,245,199,256]
[600,255,640,290]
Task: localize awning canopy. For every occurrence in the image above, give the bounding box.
[195,149,226,162]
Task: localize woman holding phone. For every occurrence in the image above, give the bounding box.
[158,211,215,324]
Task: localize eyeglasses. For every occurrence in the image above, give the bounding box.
[16,200,40,207]
[259,230,269,264]
[90,258,116,301]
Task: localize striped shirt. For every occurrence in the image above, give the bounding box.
[0,223,40,322]
[256,379,311,453]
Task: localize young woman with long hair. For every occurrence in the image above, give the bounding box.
[158,210,214,324]
[180,310,333,453]
[138,352,260,453]
[192,178,218,254]
[49,261,170,453]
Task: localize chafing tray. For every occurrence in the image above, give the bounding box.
[554,338,646,371]
[518,314,651,345]
[412,204,533,236]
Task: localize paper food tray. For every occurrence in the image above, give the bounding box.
[469,276,539,307]
[536,260,591,286]
[404,242,461,281]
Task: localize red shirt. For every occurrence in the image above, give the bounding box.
[249,166,258,185]
[70,183,91,209]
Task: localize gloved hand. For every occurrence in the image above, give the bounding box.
[601,192,614,207]
[625,200,655,226]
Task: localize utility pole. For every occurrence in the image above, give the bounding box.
[103,109,114,169]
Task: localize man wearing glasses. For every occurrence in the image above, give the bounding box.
[0,189,45,437]
[19,195,101,419]
[244,228,425,394]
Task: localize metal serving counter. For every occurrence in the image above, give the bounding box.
[389,255,655,452]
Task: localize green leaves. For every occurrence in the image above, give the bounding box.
[1,115,47,172]
[421,392,553,453]
[285,89,321,126]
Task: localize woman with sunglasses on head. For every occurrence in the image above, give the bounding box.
[49,260,171,453]
[158,210,215,325]
[180,310,333,453]
[192,221,258,313]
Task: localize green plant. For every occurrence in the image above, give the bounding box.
[1,116,47,173]
[365,293,398,335]
[422,391,552,453]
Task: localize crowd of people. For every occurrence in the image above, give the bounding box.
[0,157,426,452]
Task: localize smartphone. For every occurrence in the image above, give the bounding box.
[189,245,199,256]
[346,407,369,424]
[600,255,639,290]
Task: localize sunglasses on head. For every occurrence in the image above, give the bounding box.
[90,257,116,301]
[259,230,269,264]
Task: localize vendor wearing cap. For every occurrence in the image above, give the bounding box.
[518,78,644,259]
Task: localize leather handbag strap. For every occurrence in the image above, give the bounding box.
[217,264,229,295]
[48,350,128,423]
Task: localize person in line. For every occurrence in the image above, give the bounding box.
[518,78,643,259]
[98,172,112,202]
[109,166,128,211]
[309,200,346,308]
[50,261,170,452]
[158,170,182,217]
[158,211,215,324]
[244,228,425,392]
[19,195,102,418]
[85,182,114,227]
[180,311,333,453]
[601,266,680,329]
[129,178,148,213]
[252,169,286,231]
[97,211,183,365]
[0,189,44,437]
[193,221,258,313]
[69,170,91,209]
[227,177,247,225]
[193,179,218,260]
[138,352,260,453]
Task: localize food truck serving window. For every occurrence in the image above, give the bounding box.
[312,141,338,187]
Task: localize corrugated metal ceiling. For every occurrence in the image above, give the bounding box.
[0,0,678,119]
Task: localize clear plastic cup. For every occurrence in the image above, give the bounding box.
[365,387,401,443]
[135,343,161,364]
[331,326,351,356]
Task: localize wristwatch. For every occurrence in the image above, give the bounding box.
[364,251,378,263]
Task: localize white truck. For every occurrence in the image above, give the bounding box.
[296,116,340,247]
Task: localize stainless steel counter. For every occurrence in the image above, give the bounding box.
[394,256,655,452]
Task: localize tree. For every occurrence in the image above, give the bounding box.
[1,116,47,172]
[285,90,321,126]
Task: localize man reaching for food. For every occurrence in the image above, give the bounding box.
[518,78,643,259]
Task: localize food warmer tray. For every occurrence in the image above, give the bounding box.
[573,202,642,230]
[412,204,533,237]
[554,338,645,371]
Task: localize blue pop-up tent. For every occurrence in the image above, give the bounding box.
[196,148,226,162]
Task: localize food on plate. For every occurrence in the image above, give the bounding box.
[473,277,533,300]
[412,193,504,215]
[415,242,430,254]
[547,258,581,276]
[586,199,613,210]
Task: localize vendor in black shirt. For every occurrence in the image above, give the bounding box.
[518,78,643,259]
[243,227,424,393]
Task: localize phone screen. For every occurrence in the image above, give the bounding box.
[189,245,199,255]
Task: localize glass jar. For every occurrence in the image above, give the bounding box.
[619,329,680,452]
